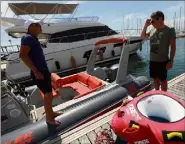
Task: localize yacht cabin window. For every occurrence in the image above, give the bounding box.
[48,26,118,43]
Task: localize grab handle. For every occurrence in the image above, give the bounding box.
[117,109,125,117]
[167,132,183,139]
[122,121,148,134]
[122,127,139,134]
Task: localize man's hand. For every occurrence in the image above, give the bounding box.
[140,19,151,40]
[145,19,151,27]
[34,71,44,80]
[166,61,173,70]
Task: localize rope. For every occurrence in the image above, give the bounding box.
[95,129,114,144]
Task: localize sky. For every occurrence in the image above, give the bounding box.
[1,1,185,46]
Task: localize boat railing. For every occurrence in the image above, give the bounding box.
[44,16,100,23]
[1,45,20,55]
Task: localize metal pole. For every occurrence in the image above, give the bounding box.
[180,6,182,31]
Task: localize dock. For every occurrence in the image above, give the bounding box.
[44,72,185,144]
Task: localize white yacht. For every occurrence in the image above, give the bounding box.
[1,2,143,84]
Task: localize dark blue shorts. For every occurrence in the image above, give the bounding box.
[149,61,168,81]
[30,70,52,94]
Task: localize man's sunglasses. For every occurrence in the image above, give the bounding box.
[150,17,159,24]
[31,23,41,27]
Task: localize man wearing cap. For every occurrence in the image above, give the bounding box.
[19,19,62,125]
[140,11,176,91]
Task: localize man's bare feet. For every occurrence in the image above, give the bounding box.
[46,119,61,125]
[52,111,63,118]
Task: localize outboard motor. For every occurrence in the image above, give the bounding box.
[101,67,113,82]
[91,67,108,81]
[1,83,30,135]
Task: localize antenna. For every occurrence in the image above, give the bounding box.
[174,12,176,28]
[179,6,182,31]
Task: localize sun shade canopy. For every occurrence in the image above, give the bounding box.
[8,3,78,15]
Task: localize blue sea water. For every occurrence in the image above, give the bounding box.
[130,37,185,80]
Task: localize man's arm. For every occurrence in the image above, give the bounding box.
[140,19,151,40]
[140,25,150,40]
[169,28,176,62]
[19,45,38,73]
[169,39,176,62]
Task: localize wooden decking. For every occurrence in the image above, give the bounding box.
[46,73,185,144]
[167,73,185,100]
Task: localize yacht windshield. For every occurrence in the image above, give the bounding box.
[48,26,118,43]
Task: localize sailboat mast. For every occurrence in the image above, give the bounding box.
[173,12,176,28]
[184,1,185,31]
[179,6,182,31]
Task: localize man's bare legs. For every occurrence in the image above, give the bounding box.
[161,80,167,91]
[153,78,160,90]
[44,92,61,125]
[153,78,168,91]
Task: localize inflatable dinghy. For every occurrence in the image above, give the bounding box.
[111,90,185,144]
[1,37,151,144]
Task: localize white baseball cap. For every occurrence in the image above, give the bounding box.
[24,19,43,30]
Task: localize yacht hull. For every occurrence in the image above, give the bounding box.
[5,40,142,86]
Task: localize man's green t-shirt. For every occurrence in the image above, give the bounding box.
[149,26,176,62]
